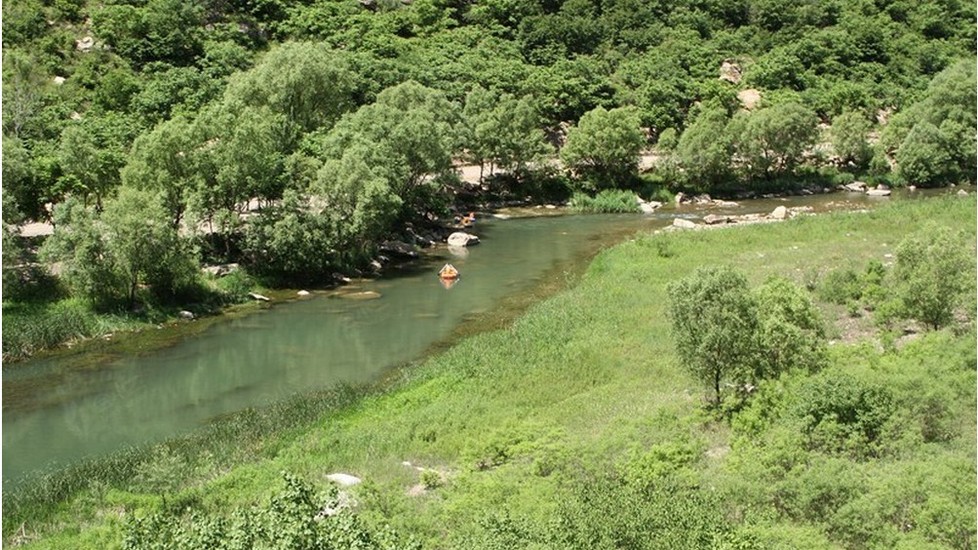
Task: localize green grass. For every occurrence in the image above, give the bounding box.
[6,196,976,548]
[570,189,641,213]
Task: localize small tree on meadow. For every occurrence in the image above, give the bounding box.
[667,266,759,408]
[894,225,974,329]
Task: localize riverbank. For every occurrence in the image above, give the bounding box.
[5,195,975,548]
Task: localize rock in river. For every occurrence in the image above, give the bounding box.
[447,232,480,247]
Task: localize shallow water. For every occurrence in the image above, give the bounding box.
[0,190,935,485]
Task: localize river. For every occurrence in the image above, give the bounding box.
[0,191,918,485]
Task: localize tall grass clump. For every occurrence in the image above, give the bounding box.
[1,298,108,360]
[571,190,640,213]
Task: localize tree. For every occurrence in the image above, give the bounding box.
[675,102,732,189]
[121,116,199,228]
[462,86,551,181]
[667,266,759,408]
[560,106,644,189]
[101,187,199,306]
[830,110,873,170]
[753,277,827,379]
[40,190,198,308]
[39,198,123,308]
[893,225,973,329]
[884,60,977,186]
[729,102,818,182]
[57,113,135,211]
[319,81,460,221]
[224,42,360,140]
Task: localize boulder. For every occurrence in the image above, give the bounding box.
[447,232,480,247]
[674,192,686,205]
[178,310,195,320]
[75,36,94,51]
[379,240,419,259]
[719,60,742,84]
[248,292,270,302]
[693,194,712,204]
[957,189,969,197]
[53,76,66,85]
[297,290,310,296]
[638,200,662,214]
[737,89,762,111]
[672,218,697,229]
[865,188,891,197]
[202,263,240,278]
[843,181,867,192]
[703,214,730,225]
[769,206,788,220]
[712,200,739,208]
[326,473,362,487]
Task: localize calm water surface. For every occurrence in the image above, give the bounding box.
[0,192,910,484]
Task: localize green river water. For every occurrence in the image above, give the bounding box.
[0,193,898,485]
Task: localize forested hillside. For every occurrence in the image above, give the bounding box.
[2,0,976,348]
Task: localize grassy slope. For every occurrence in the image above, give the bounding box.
[14,195,977,548]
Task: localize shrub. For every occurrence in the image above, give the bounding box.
[570,190,640,213]
[791,371,893,458]
[893,225,974,329]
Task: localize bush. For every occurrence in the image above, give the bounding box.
[570,189,641,213]
[893,225,974,329]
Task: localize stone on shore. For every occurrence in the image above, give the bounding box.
[769,206,788,220]
[672,218,697,229]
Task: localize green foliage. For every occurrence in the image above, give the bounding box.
[241,191,342,284]
[887,60,977,186]
[830,110,874,170]
[39,189,200,308]
[223,42,360,138]
[893,224,974,329]
[667,266,759,407]
[560,105,645,190]
[318,80,460,221]
[675,102,732,190]
[123,472,412,549]
[462,86,551,179]
[728,102,819,182]
[791,370,894,458]
[1,298,106,360]
[753,277,827,378]
[570,189,640,213]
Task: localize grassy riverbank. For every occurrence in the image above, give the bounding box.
[6,195,976,549]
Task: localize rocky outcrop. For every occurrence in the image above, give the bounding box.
[379,240,419,259]
[202,263,240,277]
[75,36,94,52]
[447,232,480,247]
[737,89,762,110]
[719,60,742,84]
